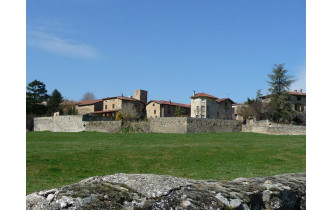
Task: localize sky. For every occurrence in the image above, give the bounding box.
[26,0,306,103]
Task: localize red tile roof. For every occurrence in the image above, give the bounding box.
[288,91,306,96]
[149,100,191,108]
[191,92,218,99]
[77,99,103,106]
[217,98,235,104]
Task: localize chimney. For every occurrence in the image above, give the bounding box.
[130,96,132,99]
[169,100,171,104]
[300,89,303,93]
[121,94,123,97]
[294,90,297,93]
[193,90,196,96]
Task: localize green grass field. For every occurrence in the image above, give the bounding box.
[26,132,306,194]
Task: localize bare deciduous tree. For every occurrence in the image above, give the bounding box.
[237,105,254,122]
[81,92,96,101]
[120,105,139,121]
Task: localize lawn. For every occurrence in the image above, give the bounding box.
[26,132,306,194]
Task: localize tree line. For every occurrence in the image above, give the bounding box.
[26,80,77,117]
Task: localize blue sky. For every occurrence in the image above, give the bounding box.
[26,0,306,103]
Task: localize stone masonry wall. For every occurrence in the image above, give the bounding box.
[123,121,151,133]
[34,116,304,135]
[34,116,85,132]
[242,120,306,135]
[148,117,241,133]
[149,117,188,134]
[34,116,243,134]
[84,121,122,133]
[187,118,241,133]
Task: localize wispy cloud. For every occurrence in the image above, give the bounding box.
[27,30,100,59]
[291,65,306,92]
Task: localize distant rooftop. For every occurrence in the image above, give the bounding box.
[148,100,191,108]
[191,92,218,99]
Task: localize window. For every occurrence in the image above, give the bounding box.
[167,108,170,114]
[105,105,107,109]
[201,106,205,112]
[201,115,205,118]
[297,96,301,101]
[207,114,210,118]
[153,103,155,106]
[201,98,205,102]
[207,106,209,112]
[154,110,156,114]
[112,104,115,109]
[196,115,199,118]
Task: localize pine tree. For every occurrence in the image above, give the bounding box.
[267,64,295,123]
[26,80,49,116]
[47,89,63,114]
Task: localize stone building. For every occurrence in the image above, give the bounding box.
[76,99,103,115]
[217,98,235,120]
[94,95,146,119]
[190,92,235,119]
[146,100,191,118]
[76,89,148,119]
[289,89,306,112]
[260,89,306,112]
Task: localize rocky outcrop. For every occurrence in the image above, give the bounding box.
[26,173,306,210]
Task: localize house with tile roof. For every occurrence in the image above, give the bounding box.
[260,89,306,112]
[190,91,235,119]
[146,100,191,118]
[76,99,103,115]
[190,91,235,120]
[76,89,148,119]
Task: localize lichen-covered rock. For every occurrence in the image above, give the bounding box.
[26,173,306,210]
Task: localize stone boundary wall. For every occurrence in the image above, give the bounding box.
[187,118,241,133]
[34,116,121,133]
[242,120,306,135]
[123,121,150,133]
[34,116,85,132]
[84,121,122,133]
[149,117,188,133]
[148,117,241,133]
[33,116,242,134]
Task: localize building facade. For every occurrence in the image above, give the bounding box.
[95,95,146,119]
[76,89,147,119]
[260,89,306,112]
[77,99,103,115]
[190,92,235,119]
[146,100,190,118]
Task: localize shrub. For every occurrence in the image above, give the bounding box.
[115,112,122,121]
